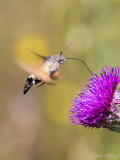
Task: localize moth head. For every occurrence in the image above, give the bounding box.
[58,55,66,64]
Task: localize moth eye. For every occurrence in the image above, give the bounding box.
[58,59,62,62]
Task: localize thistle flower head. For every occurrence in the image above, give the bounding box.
[69,65,120,130]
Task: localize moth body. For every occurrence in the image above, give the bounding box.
[24,54,66,94]
[22,43,93,94]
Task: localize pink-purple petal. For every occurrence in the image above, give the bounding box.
[69,66,120,127]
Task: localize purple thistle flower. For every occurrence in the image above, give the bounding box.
[69,65,120,132]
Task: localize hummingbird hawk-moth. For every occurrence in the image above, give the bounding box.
[21,43,93,94]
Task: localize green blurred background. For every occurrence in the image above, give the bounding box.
[0,0,120,159]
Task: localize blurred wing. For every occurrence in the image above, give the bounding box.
[34,63,51,83]
[26,48,47,59]
[16,60,38,74]
[51,70,62,80]
[16,60,51,83]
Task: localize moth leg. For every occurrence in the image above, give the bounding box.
[37,81,55,88]
[37,82,46,88]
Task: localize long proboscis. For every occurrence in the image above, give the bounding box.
[66,58,93,76]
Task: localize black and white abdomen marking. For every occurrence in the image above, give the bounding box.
[24,75,41,94]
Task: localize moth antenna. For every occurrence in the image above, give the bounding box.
[66,57,93,76]
[60,43,72,56]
